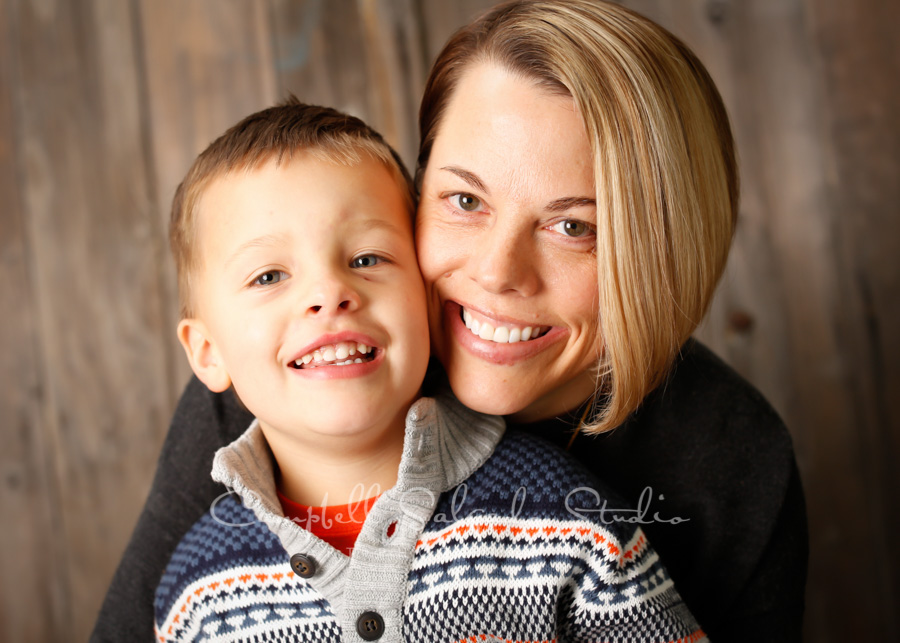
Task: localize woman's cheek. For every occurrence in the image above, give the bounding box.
[416,214,460,287]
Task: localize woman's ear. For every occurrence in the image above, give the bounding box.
[177,318,232,393]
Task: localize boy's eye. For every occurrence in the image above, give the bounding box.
[253,270,288,286]
[451,193,482,212]
[352,255,383,268]
[550,219,595,238]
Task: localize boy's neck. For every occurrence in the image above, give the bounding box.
[259,415,407,507]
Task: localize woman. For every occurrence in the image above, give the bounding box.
[93,1,806,640]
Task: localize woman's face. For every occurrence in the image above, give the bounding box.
[416,62,603,423]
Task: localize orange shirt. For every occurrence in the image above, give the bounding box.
[277,490,392,556]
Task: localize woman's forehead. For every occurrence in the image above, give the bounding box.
[430,62,594,199]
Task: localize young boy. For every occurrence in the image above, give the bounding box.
[154,99,706,642]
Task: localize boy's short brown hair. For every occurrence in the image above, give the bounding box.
[170,97,415,318]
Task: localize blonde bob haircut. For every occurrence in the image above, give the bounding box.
[171,97,415,319]
[418,0,738,434]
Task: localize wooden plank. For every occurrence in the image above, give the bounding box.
[804,0,900,639]
[643,0,897,639]
[267,0,374,124]
[139,0,279,395]
[268,0,430,169]
[8,0,174,638]
[418,0,498,66]
[0,2,68,640]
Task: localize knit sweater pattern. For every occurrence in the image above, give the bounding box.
[154,393,706,642]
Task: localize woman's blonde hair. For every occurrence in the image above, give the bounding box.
[418,0,738,433]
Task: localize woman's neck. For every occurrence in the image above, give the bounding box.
[507,368,598,424]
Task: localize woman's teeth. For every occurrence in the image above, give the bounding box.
[462,308,547,344]
[293,341,373,368]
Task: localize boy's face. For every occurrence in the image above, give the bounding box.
[180,153,429,446]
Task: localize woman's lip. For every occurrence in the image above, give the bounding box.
[289,331,381,365]
[443,301,565,366]
[452,302,544,328]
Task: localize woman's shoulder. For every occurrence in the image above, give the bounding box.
[634,338,794,460]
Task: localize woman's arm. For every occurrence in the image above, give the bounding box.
[90,377,252,642]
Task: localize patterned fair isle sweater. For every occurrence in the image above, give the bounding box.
[154,392,707,643]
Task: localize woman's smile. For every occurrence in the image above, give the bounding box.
[443,301,565,366]
[459,304,551,344]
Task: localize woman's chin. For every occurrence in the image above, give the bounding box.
[445,371,531,418]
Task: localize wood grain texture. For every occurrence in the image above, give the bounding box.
[802,0,900,638]
[3,0,174,637]
[0,2,68,639]
[0,1,896,640]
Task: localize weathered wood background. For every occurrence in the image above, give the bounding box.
[1,0,897,640]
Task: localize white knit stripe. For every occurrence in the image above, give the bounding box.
[155,562,335,641]
[413,516,655,569]
[406,517,674,614]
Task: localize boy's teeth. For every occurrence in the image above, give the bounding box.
[462,307,545,344]
[293,341,374,368]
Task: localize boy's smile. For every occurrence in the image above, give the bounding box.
[179,153,429,459]
[288,332,381,378]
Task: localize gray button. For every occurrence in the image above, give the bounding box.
[290,553,316,578]
[356,611,385,640]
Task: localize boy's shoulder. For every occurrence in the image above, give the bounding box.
[154,495,283,613]
[154,495,342,641]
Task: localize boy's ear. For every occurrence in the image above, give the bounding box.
[177,318,232,393]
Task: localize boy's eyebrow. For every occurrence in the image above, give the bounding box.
[354,217,405,234]
[225,234,283,267]
[224,219,404,268]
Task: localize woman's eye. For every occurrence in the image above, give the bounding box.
[352,255,383,268]
[253,270,287,286]
[451,193,482,212]
[551,219,595,238]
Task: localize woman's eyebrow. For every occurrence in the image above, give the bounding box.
[440,166,489,194]
[545,196,596,212]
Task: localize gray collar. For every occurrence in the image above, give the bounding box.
[209,391,504,641]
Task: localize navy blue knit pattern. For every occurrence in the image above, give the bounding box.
[402,432,697,642]
[154,495,341,641]
[155,433,705,642]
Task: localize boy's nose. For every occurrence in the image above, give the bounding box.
[304,277,360,316]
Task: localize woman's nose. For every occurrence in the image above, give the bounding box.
[467,216,540,296]
[304,275,360,316]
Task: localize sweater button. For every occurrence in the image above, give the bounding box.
[356,611,385,640]
[289,553,316,578]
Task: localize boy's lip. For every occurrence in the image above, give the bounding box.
[443,300,565,365]
[288,331,382,366]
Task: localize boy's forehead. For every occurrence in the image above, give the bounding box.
[194,155,412,255]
